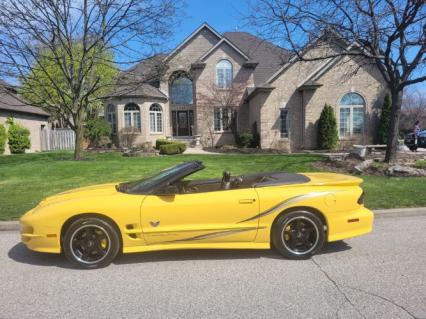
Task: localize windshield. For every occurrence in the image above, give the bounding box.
[117,162,202,194]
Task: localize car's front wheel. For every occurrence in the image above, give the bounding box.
[63,217,120,269]
[272,210,325,259]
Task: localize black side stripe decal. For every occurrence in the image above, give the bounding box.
[157,227,265,244]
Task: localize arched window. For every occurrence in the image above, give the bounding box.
[170,74,193,105]
[149,104,163,133]
[106,104,116,133]
[124,103,141,131]
[216,59,233,88]
[339,92,365,136]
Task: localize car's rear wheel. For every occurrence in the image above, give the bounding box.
[272,211,325,259]
[63,217,120,269]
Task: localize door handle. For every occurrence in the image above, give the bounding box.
[239,199,256,204]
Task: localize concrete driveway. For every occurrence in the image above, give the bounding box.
[0,213,425,319]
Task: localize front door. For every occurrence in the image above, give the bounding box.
[172,111,193,136]
[140,189,260,245]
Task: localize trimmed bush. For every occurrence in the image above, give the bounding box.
[84,118,112,147]
[159,142,186,155]
[6,118,30,154]
[377,94,391,144]
[155,139,174,150]
[237,133,254,148]
[0,123,6,154]
[318,104,338,150]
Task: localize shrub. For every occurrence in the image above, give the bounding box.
[155,139,174,150]
[318,104,338,149]
[377,94,391,144]
[84,118,112,147]
[6,118,30,154]
[159,142,186,155]
[237,133,254,148]
[0,124,6,154]
[118,127,139,148]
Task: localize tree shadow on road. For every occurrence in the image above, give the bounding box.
[8,241,351,268]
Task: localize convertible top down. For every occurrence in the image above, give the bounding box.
[21,161,374,268]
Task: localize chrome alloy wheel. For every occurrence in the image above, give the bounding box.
[281,216,319,255]
[70,224,111,265]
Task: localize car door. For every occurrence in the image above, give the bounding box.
[140,188,260,245]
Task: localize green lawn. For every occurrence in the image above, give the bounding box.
[0,151,425,220]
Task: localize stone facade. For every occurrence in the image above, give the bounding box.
[105,23,388,150]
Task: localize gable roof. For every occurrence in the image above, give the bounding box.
[164,22,222,62]
[199,38,250,61]
[0,80,49,117]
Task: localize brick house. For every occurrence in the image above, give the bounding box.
[104,23,388,151]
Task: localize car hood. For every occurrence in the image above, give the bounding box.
[36,183,119,208]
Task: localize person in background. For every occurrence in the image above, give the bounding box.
[413,120,421,151]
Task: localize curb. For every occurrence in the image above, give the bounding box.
[1,207,426,232]
[0,221,20,231]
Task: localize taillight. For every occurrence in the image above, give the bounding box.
[357,191,365,205]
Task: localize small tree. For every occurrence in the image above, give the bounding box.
[318,104,338,149]
[377,95,392,144]
[84,118,112,148]
[0,123,6,154]
[198,83,246,144]
[6,118,30,154]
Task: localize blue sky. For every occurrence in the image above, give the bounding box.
[169,0,252,48]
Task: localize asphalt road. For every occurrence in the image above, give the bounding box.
[0,214,425,319]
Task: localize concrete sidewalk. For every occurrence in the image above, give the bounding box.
[2,206,426,232]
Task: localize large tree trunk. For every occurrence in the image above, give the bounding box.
[384,90,403,163]
[73,122,84,160]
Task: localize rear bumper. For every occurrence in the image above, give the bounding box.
[328,206,374,242]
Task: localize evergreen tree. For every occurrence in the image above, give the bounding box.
[318,104,338,149]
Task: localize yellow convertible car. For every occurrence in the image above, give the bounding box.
[20,161,373,268]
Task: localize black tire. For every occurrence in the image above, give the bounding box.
[409,146,418,152]
[63,217,120,269]
[271,210,325,259]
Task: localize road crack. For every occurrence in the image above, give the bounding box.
[344,286,419,319]
[311,257,366,319]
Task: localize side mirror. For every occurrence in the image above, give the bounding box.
[158,184,178,196]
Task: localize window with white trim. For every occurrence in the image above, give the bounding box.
[149,104,163,133]
[280,109,289,138]
[216,60,233,89]
[124,103,141,131]
[106,104,116,133]
[339,92,365,137]
[214,107,234,132]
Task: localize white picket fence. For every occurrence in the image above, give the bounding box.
[41,128,75,151]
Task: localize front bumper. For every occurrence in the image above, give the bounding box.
[328,206,374,242]
[20,210,61,254]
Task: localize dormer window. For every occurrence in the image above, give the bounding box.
[216,59,233,88]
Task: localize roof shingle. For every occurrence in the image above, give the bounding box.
[0,81,49,117]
